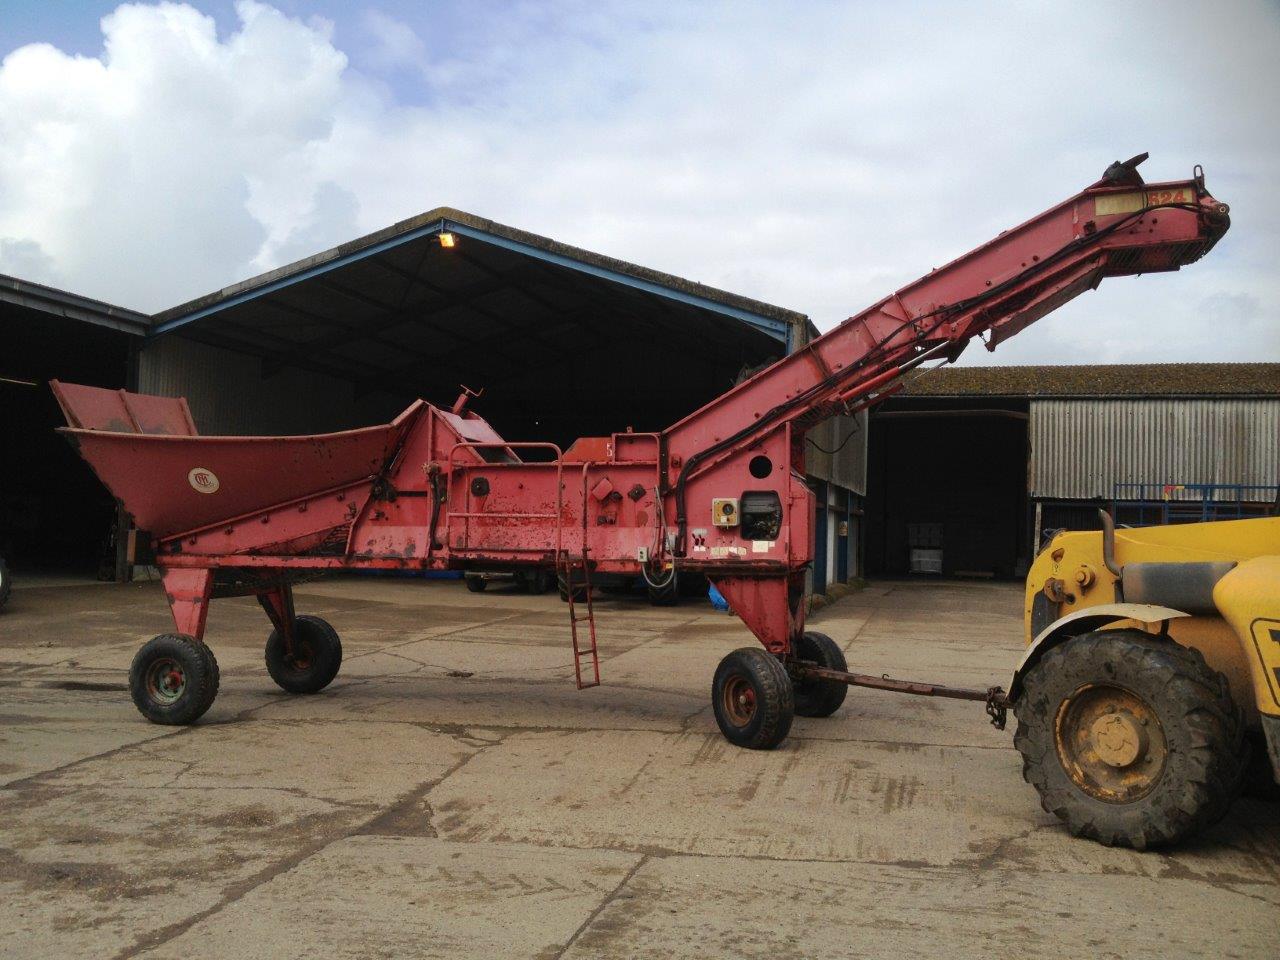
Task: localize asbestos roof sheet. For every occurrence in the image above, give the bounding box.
[902,363,1280,399]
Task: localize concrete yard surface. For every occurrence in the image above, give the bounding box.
[1,576,1277,959]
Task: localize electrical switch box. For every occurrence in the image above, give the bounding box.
[711,498,740,527]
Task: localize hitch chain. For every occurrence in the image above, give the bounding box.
[985,686,1009,730]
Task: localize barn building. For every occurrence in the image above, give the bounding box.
[864,364,1280,580]
[1,209,866,590]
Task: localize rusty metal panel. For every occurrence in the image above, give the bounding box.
[51,381,197,436]
[804,410,867,495]
[1030,399,1280,499]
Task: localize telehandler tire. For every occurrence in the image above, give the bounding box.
[1014,629,1246,849]
[790,631,849,718]
[129,634,220,725]
[265,615,343,694]
[464,575,487,593]
[712,647,794,749]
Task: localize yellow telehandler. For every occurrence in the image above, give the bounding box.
[1010,512,1279,848]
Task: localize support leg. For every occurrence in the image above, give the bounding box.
[709,572,806,655]
[256,584,296,656]
[162,568,213,640]
[258,583,344,695]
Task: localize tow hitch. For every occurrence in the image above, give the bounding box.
[790,663,1011,730]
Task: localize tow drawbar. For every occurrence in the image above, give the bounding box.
[789,663,1011,730]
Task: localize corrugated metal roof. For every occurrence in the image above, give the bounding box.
[0,273,149,336]
[1030,398,1280,499]
[153,206,809,337]
[904,363,1280,398]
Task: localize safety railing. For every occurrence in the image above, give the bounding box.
[1110,482,1279,526]
[445,441,566,554]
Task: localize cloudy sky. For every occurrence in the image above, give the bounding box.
[0,0,1277,365]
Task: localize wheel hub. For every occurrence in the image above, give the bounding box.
[1055,683,1167,803]
[290,640,313,671]
[1089,712,1147,768]
[722,675,757,726]
[145,657,187,704]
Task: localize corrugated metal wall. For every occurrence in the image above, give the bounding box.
[138,336,408,436]
[804,410,868,495]
[1030,399,1280,499]
[141,335,872,499]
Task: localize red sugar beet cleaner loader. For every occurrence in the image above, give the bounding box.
[55,156,1229,745]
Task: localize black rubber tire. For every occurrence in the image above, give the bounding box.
[129,634,220,725]
[0,556,10,611]
[464,575,487,593]
[790,631,848,718]
[712,647,795,750]
[265,615,343,694]
[521,570,554,595]
[1014,630,1247,849]
[558,577,588,603]
[196,641,221,716]
[646,575,679,607]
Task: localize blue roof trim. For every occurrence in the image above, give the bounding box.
[151,219,451,336]
[151,218,789,344]
[440,220,790,342]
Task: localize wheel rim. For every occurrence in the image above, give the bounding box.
[145,657,187,704]
[1054,683,1167,803]
[289,640,313,672]
[721,674,758,726]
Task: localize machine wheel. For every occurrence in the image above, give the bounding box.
[464,575,487,593]
[129,634,220,725]
[265,615,343,694]
[0,556,10,611]
[646,574,679,607]
[712,647,795,750]
[1014,630,1247,849]
[558,577,588,603]
[522,570,554,595]
[789,631,849,718]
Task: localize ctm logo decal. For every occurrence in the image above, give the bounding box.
[187,467,220,494]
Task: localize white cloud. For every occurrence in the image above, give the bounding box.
[0,0,1277,365]
[360,9,426,72]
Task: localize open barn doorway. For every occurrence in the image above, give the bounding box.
[0,305,134,584]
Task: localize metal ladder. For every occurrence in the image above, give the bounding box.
[558,551,600,689]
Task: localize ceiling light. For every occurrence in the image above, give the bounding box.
[438,232,456,248]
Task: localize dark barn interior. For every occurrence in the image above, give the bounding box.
[149,208,801,451]
[864,398,1030,579]
[0,285,144,576]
